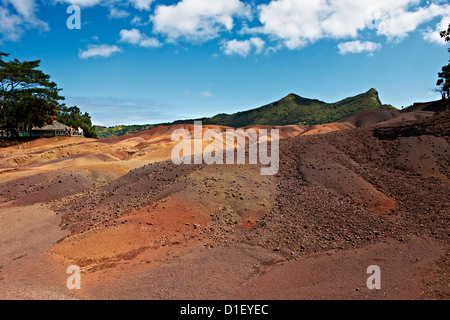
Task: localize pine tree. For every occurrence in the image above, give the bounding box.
[0,52,64,131]
[436,24,450,99]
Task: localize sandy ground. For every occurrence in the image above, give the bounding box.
[0,203,74,299]
[0,109,448,300]
[235,236,447,300]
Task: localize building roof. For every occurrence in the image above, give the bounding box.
[32,121,70,131]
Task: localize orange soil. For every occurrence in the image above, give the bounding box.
[0,110,447,300]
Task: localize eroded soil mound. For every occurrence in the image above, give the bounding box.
[0,110,448,300]
[243,111,449,256]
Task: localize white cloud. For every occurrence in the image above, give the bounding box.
[253,0,450,49]
[139,37,162,48]
[423,16,450,45]
[131,16,149,26]
[151,0,252,42]
[119,28,162,48]
[200,90,214,98]
[79,44,122,59]
[337,40,381,55]
[0,7,23,41]
[8,0,36,18]
[222,39,251,57]
[108,6,130,19]
[119,28,142,44]
[221,37,265,57]
[57,0,102,7]
[58,0,152,11]
[377,3,450,40]
[256,0,329,49]
[0,0,48,42]
[250,37,265,54]
[130,0,153,11]
[2,0,449,52]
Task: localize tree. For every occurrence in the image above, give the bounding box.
[57,104,98,138]
[436,24,450,99]
[440,23,450,42]
[0,52,64,130]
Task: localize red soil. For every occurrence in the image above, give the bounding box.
[0,110,448,300]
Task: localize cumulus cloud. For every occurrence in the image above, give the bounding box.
[130,0,153,11]
[0,0,49,42]
[108,6,130,19]
[57,0,103,7]
[151,0,252,42]
[0,7,23,41]
[252,0,450,49]
[256,0,329,49]
[130,15,150,26]
[8,0,36,18]
[58,0,152,11]
[139,37,162,48]
[376,3,450,40]
[222,39,252,57]
[249,37,265,54]
[119,28,141,44]
[78,44,122,59]
[3,0,450,54]
[423,16,450,45]
[119,28,162,48]
[221,37,265,57]
[337,40,382,55]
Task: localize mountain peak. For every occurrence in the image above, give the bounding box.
[284,93,302,100]
[280,92,318,103]
[366,88,378,96]
[365,88,381,104]
[161,88,395,129]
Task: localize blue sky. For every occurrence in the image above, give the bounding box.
[1,0,449,126]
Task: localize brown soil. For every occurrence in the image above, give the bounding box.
[242,112,449,256]
[0,110,448,300]
[234,236,446,300]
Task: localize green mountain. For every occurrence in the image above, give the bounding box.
[174,88,395,127]
[95,88,396,138]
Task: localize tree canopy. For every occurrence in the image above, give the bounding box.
[58,105,98,138]
[0,52,63,130]
[436,23,450,99]
[0,52,97,138]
